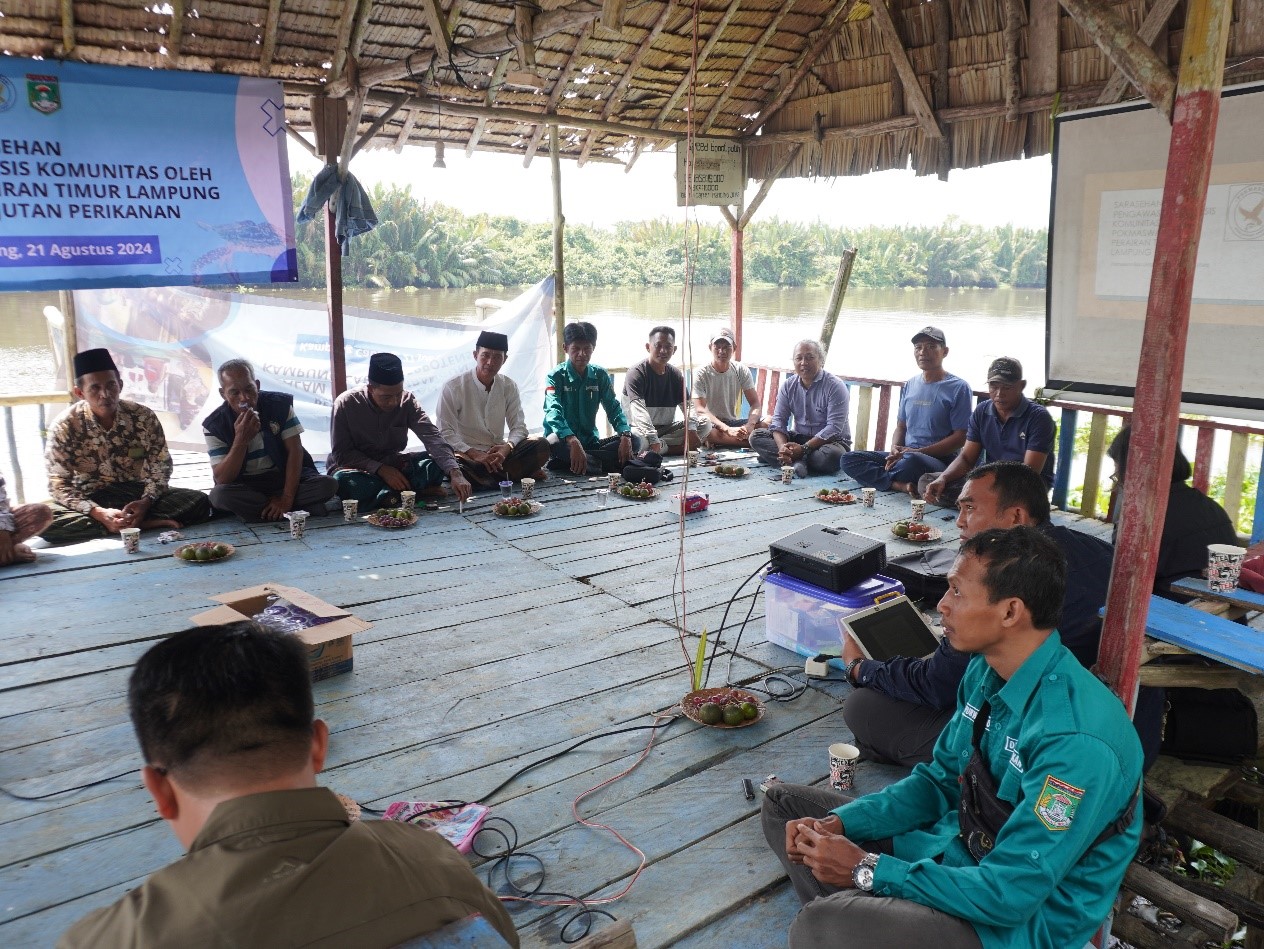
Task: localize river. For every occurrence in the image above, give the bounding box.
[0,284,1047,395]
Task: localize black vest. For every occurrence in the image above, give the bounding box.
[202,390,316,480]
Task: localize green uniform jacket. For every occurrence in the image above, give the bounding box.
[835,632,1142,949]
[542,361,631,448]
[58,787,519,948]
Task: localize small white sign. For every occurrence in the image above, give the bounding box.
[676,139,744,207]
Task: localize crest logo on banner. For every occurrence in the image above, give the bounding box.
[0,75,16,113]
[26,74,61,114]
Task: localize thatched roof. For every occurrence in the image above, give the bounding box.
[7,0,1264,180]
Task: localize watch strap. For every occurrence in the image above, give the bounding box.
[845,657,865,686]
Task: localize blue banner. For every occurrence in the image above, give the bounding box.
[0,59,297,290]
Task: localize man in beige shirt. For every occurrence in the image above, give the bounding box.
[58,621,518,949]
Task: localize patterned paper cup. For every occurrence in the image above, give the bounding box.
[781,466,794,485]
[910,499,927,523]
[284,511,309,539]
[608,473,622,490]
[687,450,700,467]
[862,488,876,508]
[342,499,359,522]
[1208,544,1247,593]
[828,742,860,791]
[400,491,416,511]
[520,478,535,499]
[120,527,140,553]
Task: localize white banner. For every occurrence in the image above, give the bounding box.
[67,278,557,457]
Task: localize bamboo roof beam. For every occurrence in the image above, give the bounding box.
[868,0,943,139]
[1058,0,1175,119]
[166,0,185,64]
[421,0,455,65]
[1002,0,1024,120]
[59,0,75,55]
[600,0,627,35]
[392,109,419,153]
[1027,0,1059,95]
[467,56,511,156]
[1098,0,1180,105]
[514,5,537,69]
[330,0,365,86]
[738,143,801,228]
[326,0,603,98]
[353,95,409,157]
[701,0,796,135]
[284,122,319,158]
[523,30,593,167]
[626,0,744,171]
[745,1,857,136]
[259,0,283,75]
[576,1,678,167]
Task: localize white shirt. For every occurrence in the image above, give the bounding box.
[436,369,529,453]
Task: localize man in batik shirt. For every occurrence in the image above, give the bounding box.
[41,348,211,545]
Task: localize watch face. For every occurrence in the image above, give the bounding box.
[854,865,873,891]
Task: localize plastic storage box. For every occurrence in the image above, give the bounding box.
[763,571,905,658]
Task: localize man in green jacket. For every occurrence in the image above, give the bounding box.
[762,526,1142,949]
[543,321,643,475]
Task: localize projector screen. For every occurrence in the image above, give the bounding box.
[1047,82,1264,419]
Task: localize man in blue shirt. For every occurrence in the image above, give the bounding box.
[763,526,1142,949]
[841,326,972,493]
[922,357,1055,507]
[750,340,851,477]
[840,462,1124,768]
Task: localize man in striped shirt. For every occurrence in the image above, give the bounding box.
[202,359,337,522]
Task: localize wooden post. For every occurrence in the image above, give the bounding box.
[1097,0,1233,714]
[311,95,349,399]
[819,248,857,358]
[1192,426,1215,494]
[1051,408,1078,510]
[730,222,744,361]
[1253,441,1264,543]
[58,288,78,394]
[874,385,892,452]
[550,125,566,364]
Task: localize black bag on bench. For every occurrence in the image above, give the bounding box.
[883,547,956,606]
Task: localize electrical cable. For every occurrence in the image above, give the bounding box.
[0,770,136,802]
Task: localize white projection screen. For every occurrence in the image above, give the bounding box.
[1047,81,1264,419]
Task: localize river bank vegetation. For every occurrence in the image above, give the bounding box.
[293,177,1047,291]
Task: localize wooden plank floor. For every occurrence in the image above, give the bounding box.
[0,449,1079,947]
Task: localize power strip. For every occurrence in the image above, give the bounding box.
[804,654,833,678]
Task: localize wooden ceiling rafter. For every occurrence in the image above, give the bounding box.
[421,0,455,64]
[513,5,537,69]
[745,0,857,137]
[624,0,745,172]
[259,0,284,75]
[523,30,595,167]
[165,0,186,64]
[1098,0,1181,105]
[576,0,679,167]
[600,0,628,35]
[330,0,366,86]
[932,0,951,179]
[1002,0,1024,120]
[1058,0,1176,119]
[325,0,603,99]
[353,94,409,157]
[867,0,943,139]
[59,0,76,55]
[392,108,419,152]
[466,55,511,155]
[700,0,796,135]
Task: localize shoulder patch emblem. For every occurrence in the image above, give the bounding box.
[1034,775,1084,831]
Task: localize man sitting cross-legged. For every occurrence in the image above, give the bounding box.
[762,526,1142,949]
[202,358,338,522]
[58,621,518,948]
[692,328,764,448]
[0,469,52,566]
[750,340,851,477]
[41,348,211,545]
[623,325,710,455]
[327,352,473,507]
[436,330,551,488]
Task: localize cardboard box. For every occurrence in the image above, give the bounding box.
[191,583,371,681]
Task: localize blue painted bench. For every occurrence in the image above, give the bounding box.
[1141,594,1264,676]
[1169,576,1264,613]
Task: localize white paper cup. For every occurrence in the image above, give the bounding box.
[520,478,535,499]
[828,742,860,791]
[120,527,140,553]
[284,511,308,539]
[1208,543,1247,593]
[608,473,621,490]
[687,450,700,467]
[910,499,926,523]
[781,466,794,484]
[596,489,610,508]
[400,490,416,511]
[862,487,876,507]
[342,499,359,522]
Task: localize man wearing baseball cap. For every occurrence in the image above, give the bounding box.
[841,327,972,494]
[921,356,1056,507]
[692,328,764,448]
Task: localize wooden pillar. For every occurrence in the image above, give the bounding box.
[819,248,856,358]
[730,223,744,361]
[310,95,349,398]
[550,125,566,364]
[1051,408,1078,510]
[58,289,78,394]
[1097,0,1233,714]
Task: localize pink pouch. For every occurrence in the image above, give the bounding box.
[383,801,490,853]
[1241,555,1264,594]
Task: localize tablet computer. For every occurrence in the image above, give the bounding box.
[840,596,941,661]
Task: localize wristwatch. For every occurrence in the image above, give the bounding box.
[844,657,865,686]
[852,852,880,892]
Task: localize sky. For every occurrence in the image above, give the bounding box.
[289,140,1054,231]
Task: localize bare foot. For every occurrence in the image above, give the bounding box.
[531,468,549,481]
[890,481,917,496]
[13,543,37,563]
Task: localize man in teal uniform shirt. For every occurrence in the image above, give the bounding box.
[762,526,1142,949]
[543,321,643,475]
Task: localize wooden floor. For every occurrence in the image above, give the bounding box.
[0,451,1109,948]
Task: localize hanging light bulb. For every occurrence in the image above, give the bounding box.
[433,140,446,169]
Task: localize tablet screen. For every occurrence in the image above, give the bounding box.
[842,597,940,661]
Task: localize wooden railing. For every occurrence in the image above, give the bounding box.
[746,364,1264,543]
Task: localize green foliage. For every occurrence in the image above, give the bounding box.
[1210,461,1260,536]
[289,174,1049,290]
